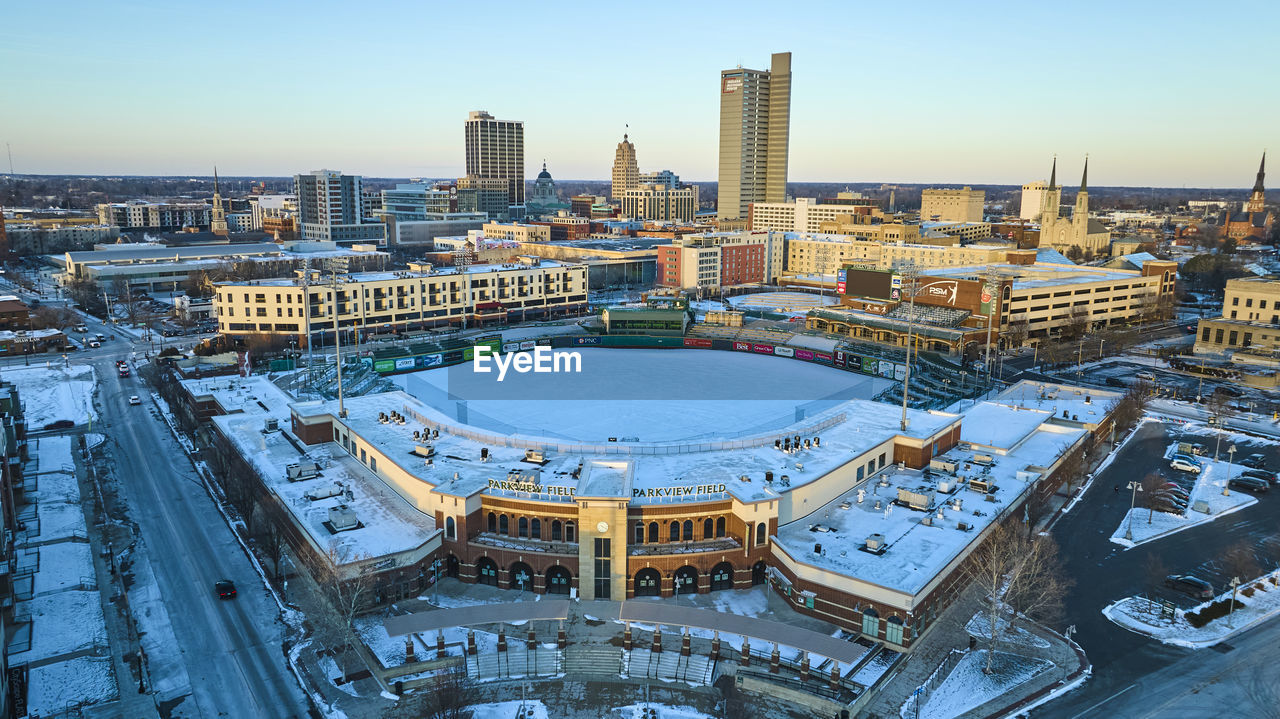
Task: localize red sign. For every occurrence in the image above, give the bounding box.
[753,344,774,354]
[834,350,846,367]
[684,338,713,348]
[795,349,814,360]
[734,341,751,351]
[815,352,833,363]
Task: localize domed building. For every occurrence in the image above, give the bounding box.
[528,161,568,216]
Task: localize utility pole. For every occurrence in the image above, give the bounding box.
[1123,480,1143,540]
[898,261,918,431]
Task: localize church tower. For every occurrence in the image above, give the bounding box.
[210,167,229,236]
[1073,156,1090,232]
[1039,156,1061,234]
[1246,152,1266,213]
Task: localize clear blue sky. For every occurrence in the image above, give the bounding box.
[3,0,1276,187]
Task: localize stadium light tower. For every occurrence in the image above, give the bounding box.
[898,261,919,431]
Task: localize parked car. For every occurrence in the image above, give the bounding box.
[1160,486,1190,501]
[74,324,88,332]
[87,340,100,348]
[1137,371,1156,381]
[1229,476,1270,493]
[1215,385,1243,397]
[1241,453,1269,469]
[215,579,237,599]
[1170,458,1203,473]
[128,396,141,406]
[1241,469,1277,485]
[1105,377,1128,388]
[1165,574,1214,600]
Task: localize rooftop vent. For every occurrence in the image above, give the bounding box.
[328,505,359,532]
[865,533,887,552]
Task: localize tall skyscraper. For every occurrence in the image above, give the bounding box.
[718,52,792,222]
[464,111,525,217]
[294,169,384,242]
[611,133,639,201]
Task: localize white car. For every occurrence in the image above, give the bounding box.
[1170,457,1202,473]
[128,396,141,406]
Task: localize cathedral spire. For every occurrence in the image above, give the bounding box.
[1254,152,1266,194]
[1048,155,1057,190]
[1079,155,1088,193]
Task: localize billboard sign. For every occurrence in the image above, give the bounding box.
[774,346,795,357]
[843,267,896,300]
[836,269,847,295]
[753,344,774,354]
[684,338,713,348]
[795,349,814,360]
[734,341,751,351]
[917,279,960,306]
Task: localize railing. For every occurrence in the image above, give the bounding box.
[471,532,578,555]
[629,537,740,556]
[899,648,967,718]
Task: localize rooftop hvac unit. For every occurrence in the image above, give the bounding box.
[411,444,435,458]
[957,522,971,531]
[969,479,992,494]
[263,417,279,433]
[972,454,994,466]
[929,459,958,474]
[920,516,932,526]
[523,449,546,464]
[897,487,934,510]
[937,481,952,494]
[304,483,343,501]
[328,505,359,532]
[286,462,321,482]
[813,543,822,555]
[865,533,887,552]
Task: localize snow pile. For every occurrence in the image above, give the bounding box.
[6,363,97,428]
[1103,572,1280,649]
[614,704,715,719]
[907,650,1051,719]
[467,700,549,718]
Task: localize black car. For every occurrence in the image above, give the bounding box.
[1165,574,1214,600]
[1241,453,1268,470]
[215,579,237,599]
[1105,377,1128,388]
[1214,385,1244,397]
[1229,476,1270,493]
[1241,469,1277,485]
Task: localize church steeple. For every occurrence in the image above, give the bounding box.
[1247,152,1266,213]
[1079,156,1088,193]
[210,166,228,236]
[1048,156,1057,190]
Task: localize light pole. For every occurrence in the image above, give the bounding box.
[1228,576,1241,628]
[1224,444,1237,496]
[1124,480,1143,541]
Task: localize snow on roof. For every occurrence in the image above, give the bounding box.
[921,262,1142,290]
[774,421,1086,596]
[994,380,1122,426]
[221,259,574,287]
[958,403,1053,450]
[1119,252,1158,268]
[195,376,438,561]
[1034,248,1075,265]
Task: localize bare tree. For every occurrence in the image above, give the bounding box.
[314,545,375,680]
[386,662,473,719]
[260,524,287,580]
[1006,320,1029,350]
[964,522,1070,673]
[1224,540,1261,585]
[1140,473,1171,523]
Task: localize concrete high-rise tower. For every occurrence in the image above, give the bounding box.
[210,167,229,236]
[717,51,792,222]
[464,110,525,218]
[611,133,639,201]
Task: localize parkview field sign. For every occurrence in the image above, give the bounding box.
[487,478,577,497]
[633,484,728,498]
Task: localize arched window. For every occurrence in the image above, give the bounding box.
[634,522,645,545]
[499,515,509,535]
[703,518,714,538]
[716,517,726,538]
[487,512,496,533]
[669,521,680,542]
[531,518,541,539]
[756,522,767,546]
[564,522,575,543]
[861,607,880,638]
[518,517,529,538]
[445,516,456,540]
[682,520,693,541]
[552,520,563,542]
[648,522,658,543]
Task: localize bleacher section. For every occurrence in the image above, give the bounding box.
[886,303,970,328]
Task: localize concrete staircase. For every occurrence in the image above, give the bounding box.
[561,644,623,678]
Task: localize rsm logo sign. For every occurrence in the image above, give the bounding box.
[472,345,582,381]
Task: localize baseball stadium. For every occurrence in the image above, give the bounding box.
[185,334,1120,654]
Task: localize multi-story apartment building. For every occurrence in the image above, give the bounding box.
[619,185,699,222]
[1020,181,1048,221]
[481,222,551,243]
[214,257,588,339]
[750,197,894,234]
[921,221,993,241]
[250,194,297,232]
[919,187,985,223]
[611,134,639,201]
[1194,277,1280,357]
[96,200,211,231]
[465,111,525,216]
[381,184,454,221]
[718,52,791,221]
[637,170,680,189]
[656,231,780,289]
[294,170,384,243]
[4,223,119,254]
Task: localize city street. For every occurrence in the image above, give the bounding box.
[1035,420,1280,718]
